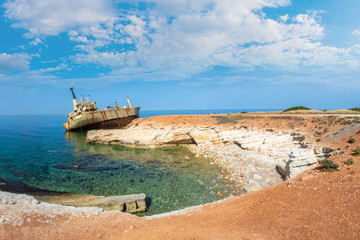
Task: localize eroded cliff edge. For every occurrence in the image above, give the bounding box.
[86,114,360,192]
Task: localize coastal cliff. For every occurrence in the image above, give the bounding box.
[86,114,359,192]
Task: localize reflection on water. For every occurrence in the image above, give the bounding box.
[0,116,240,216]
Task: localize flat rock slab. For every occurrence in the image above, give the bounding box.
[35,193,147,213]
[86,194,147,213]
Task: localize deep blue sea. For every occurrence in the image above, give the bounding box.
[0,109,275,215]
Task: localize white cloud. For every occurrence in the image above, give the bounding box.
[280,14,289,22]
[4,0,116,37]
[352,29,360,37]
[3,0,360,84]
[0,53,30,72]
[30,38,43,46]
[36,63,70,73]
[71,0,332,79]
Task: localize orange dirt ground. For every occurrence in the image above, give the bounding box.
[1,113,360,240]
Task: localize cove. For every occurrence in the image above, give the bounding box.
[0,115,240,216]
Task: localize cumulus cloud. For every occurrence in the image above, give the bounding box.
[0,53,30,72]
[4,0,116,37]
[3,0,360,83]
[72,0,334,79]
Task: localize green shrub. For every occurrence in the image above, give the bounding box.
[348,138,355,144]
[345,159,354,165]
[349,108,360,112]
[212,116,237,124]
[283,106,312,112]
[354,117,360,123]
[352,147,360,156]
[316,138,321,142]
[319,160,339,172]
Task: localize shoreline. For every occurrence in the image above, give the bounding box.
[87,113,353,190]
[1,112,360,239]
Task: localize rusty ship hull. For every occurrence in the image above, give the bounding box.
[63,106,140,131]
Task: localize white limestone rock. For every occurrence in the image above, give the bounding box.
[86,124,332,188]
[286,149,318,178]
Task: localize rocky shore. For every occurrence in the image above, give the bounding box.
[0,190,104,226]
[86,114,343,192]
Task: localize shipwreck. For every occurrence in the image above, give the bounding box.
[63,87,140,131]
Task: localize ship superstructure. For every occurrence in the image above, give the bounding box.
[63,87,140,131]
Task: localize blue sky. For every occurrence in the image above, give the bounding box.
[1,0,360,114]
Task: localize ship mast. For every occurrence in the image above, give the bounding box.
[70,86,79,110]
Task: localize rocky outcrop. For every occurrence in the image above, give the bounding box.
[0,190,104,226]
[87,125,332,192]
[74,194,147,213]
[86,126,213,147]
[36,193,147,213]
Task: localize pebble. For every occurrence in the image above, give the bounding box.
[196,180,205,186]
[124,225,135,233]
[216,191,223,197]
[253,174,262,180]
[1,200,16,205]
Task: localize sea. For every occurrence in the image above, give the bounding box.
[0,109,277,215]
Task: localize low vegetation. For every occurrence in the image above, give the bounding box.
[354,117,360,123]
[349,108,360,112]
[319,160,339,172]
[352,147,360,156]
[345,159,354,165]
[348,138,355,144]
[283,106,311,112]
[212,115,239,124]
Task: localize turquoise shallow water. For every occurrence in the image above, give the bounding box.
[0,114,246,215]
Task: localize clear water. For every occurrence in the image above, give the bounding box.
[0,113,251,215]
